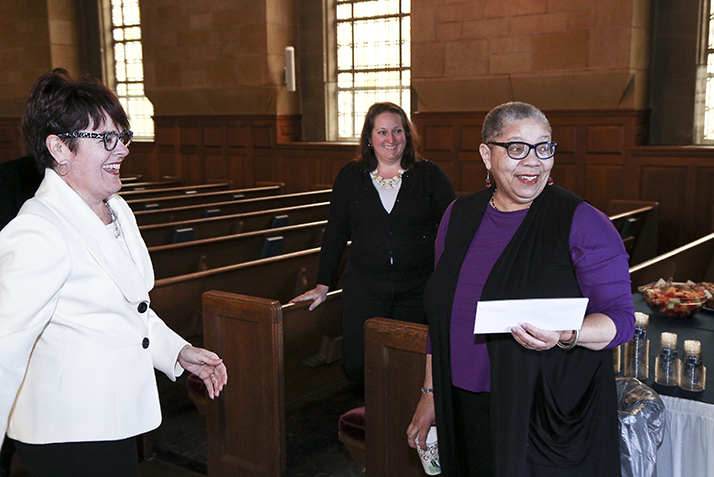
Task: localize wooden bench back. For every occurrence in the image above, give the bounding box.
[629,231,714,292]
[119,182,232,200]
[120,178,182,189]
[139,201,329,247]
[203,290,346,477]
[149,220,326,279]
[364,317,428,477]
[125,184,283,211]
[150,245,349,339]
[120,174,143,183]
[607,200,659,265]
[134,189,331,225]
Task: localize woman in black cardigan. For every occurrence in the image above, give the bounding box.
[291,102,456,388]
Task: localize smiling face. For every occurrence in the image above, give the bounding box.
[370,112,406,167]
[51,112,129,214]
[479,118,554,211]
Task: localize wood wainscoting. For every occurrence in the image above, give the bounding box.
[4,110,710,255]
[415,110,714,255]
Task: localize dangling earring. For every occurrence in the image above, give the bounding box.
[547,176,554,186]
[57,160,72,176]
[485,170,492,188]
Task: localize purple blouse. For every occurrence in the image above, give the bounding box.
[427,201,635,392]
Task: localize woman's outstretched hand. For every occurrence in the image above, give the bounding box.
[289,284,329,311]
[178,345,228,399]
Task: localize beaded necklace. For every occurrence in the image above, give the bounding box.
[489,189,501,211]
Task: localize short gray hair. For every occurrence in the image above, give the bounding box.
[481,101,551,143]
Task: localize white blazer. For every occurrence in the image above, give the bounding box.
[0,169,188,444]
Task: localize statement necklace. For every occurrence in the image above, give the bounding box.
[371,168,405,189]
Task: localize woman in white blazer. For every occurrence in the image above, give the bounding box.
[0,69,228,476]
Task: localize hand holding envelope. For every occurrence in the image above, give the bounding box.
[474,297,589,334]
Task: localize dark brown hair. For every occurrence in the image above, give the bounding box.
[356,102,421,170]
[22,68,130,169]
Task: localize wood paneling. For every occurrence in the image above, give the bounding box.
[422,125,453,152]
[0,117,25,163]
[586,125,626,154]
[115,111,714,255]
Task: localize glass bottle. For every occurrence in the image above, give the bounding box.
[613,345,621,374]
[680,339,706,392]
[655,332,679,386]
[624,312,649,380]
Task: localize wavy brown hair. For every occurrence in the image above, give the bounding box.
[356,102,421,170]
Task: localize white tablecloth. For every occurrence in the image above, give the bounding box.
[656,395,714,477]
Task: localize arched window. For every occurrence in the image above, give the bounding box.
[331,0,411,140]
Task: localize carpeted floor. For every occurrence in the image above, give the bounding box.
[149,374,366,476]
[5,375,366,477]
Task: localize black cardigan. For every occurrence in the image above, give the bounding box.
[424,185,621,476]
[316,159,455,287]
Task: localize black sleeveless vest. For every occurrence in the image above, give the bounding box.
[424,185,620,476]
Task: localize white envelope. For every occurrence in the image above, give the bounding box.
[474,297,589,334]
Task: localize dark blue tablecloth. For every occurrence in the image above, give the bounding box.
[628,293,714,403]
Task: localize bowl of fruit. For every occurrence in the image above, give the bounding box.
[638,280,709,319]
[694,282,714,310]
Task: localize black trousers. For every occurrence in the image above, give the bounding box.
[14,437,139,477]
[340,265,429,387]
[0,437,14,477]
[452,386,493,476]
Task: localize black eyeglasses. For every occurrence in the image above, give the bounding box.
[58,130,133,151]
[487,141,557,160]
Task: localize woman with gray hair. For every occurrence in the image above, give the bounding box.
[407,102,635,476]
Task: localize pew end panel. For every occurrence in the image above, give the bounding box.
[364,317,429,477]
[203,291,286,477]
[202,290,347,477]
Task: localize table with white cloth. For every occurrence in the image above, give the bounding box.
[631,293,714,476]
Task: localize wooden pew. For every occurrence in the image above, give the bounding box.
[125,184,284,211]
[608,200,659,265]
[134,189,332,226]
[150,245,348,339]
[629,231,714,292]
[139,201,330,247]
[202,290,346,477]
[119,182,233,200]
[120,178,183,190]
[364,317,428,477]
[120,174,143,183]
[149,220,326,279]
